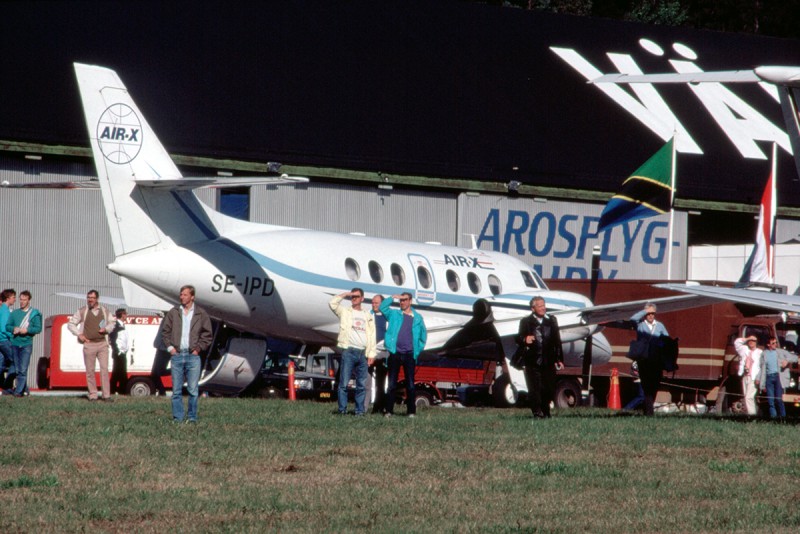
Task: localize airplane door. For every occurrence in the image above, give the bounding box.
[407,254,436,306]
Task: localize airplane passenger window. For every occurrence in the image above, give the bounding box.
[345,258,360,281]
[467,272,481,294]
[391,263,405,286]
[417,266,432,289]
[446,270,460,292]
[369,261,383,283]
[488,274,502,295]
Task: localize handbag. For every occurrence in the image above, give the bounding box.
[510,345,527,370]
[627,339,649,361]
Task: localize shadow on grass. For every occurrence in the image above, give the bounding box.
[528,407,800,425]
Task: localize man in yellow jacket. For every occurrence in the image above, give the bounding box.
[329,288,376,416]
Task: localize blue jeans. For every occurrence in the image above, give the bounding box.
[387,352,416,415]
[764,373,786,419]
[171,352,201,421]
[338,347,368,415]
[0,341,13,389]
[11,344,32,396]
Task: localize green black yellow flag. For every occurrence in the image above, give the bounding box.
[598,139,674,232]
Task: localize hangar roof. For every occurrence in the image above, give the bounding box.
[2,0,800,209]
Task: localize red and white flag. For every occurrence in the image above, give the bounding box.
[739,144,777,285]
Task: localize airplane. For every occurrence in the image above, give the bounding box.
[592,66,800,310]
[14,63,724,400]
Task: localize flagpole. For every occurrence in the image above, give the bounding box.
[770,142,777,282]
[667,135,677,280]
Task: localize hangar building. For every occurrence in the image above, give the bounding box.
[2,0,800,389]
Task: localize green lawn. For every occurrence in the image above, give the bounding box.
[1,396,798,533]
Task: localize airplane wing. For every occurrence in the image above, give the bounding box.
[655,283,800,314]
[592,66,800,87]
[558,293,721,326]
[592,70,760,85]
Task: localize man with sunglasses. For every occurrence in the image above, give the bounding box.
[756,337,794,420]
[631,303,670,416]
[380,292,427,418]
[330,288,376,416]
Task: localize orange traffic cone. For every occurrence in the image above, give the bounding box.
[288,361,296,401]
[607,368,621,410]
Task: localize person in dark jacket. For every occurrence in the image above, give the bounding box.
[516,296,563,418]
[161,285,213,423]
[631,303,670,416]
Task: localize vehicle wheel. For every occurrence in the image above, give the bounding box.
[36,357,50,389]
[717,384,746,415]
[127,377,155,397]
[415,390,434,408]
[491,374,517,407]
[554,378,581,409]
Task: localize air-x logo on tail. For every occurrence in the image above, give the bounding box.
[96,104,143,164]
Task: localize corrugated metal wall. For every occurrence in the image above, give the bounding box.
[250,183,458,244]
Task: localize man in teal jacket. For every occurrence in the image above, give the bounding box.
[380,293,427,417]
[0,289,16,390]
[4,290,42,397]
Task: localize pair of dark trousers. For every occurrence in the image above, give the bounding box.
[524,363,556,417]
[638,360,662,416]
[111,352,128,394]
[387,352,416,415]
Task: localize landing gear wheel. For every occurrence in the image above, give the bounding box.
[554,378,581,409]
[491,374,517,407]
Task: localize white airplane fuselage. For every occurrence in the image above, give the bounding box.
[109,224,600,362]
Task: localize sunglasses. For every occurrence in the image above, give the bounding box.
[399,298,410,302]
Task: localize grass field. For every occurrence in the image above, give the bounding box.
[1,396,799,533]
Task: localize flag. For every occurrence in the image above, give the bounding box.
[598,139,674,233]
[739,146,776,285]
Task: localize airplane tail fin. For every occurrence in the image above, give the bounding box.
[778,85,800,180]
[74,63,217,258]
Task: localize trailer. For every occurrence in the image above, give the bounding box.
[540,280,800,412]
[38,314,172,396]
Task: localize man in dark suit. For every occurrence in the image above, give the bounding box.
[516,296,564,418]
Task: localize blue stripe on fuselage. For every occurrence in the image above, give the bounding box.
[234,243,585,311]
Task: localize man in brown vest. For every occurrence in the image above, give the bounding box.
[68,289,116,401]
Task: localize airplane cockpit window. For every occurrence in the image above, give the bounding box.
[391,263,405,286]
[488,274,502,295]
[417,266,432,289]
[345,258,360,281]
[446,270,460,292]
[467,272,481,294]
[368,261,383,283]
[520,270,539,289]
[533,271,548,290]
